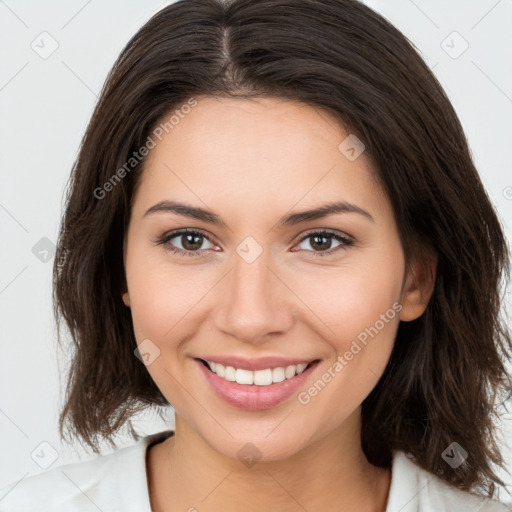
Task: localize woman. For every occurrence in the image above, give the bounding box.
[1,0,511,510]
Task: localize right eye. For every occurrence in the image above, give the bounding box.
[157,228,216,257]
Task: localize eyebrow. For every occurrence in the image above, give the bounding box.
[143,200,375,227]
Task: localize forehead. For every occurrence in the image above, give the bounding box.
[132,96,389,221]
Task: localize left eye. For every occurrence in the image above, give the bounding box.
[295,231,352,254]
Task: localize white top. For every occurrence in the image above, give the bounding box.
[0,430,509,512]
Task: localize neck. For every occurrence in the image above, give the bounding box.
[147,411,391,512]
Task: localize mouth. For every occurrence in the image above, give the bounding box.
[195,357,321,410]
[196,358,320,386]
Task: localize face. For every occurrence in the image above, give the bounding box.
[122,96,432,461]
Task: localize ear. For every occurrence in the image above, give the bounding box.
[400,253,437,322]
[121,233,130,307]
[122,291,131,307]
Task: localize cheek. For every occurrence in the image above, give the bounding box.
[125,243,213,341]
[288,255,404,348]
[288,250,403,402]
[292,270,402,435]
[291,251,403,424]
[124,256,204,398]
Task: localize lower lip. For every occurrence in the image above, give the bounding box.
[195,359,319,411]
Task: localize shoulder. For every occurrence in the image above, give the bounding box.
[0,431,173,512]
[386,451,511,512]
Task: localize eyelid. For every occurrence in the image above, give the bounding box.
[155,228,217,257]
[294,227,353,244]
[292,228,354,257]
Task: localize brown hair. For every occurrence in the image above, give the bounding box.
[53,0,512,497]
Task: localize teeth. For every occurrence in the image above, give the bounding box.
[204,360,311,386]
[225,366,236,382]
[236,368,254,385]
[215,363,226,378]
[254,369,272,386]
[296,363,308,374]
[272,367,285,383]
[284,365,296,379]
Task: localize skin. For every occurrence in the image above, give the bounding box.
[122,96,436,512]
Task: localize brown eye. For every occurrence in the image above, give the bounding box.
[158,229,214,256]
[177,232,204,251]
[295,230,353,256]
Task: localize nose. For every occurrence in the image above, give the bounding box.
[212,250,296,345]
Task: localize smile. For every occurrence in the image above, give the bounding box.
[195,357,321,410]
[201,359,310,386]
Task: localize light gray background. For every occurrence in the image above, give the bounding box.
[1,0,511,503]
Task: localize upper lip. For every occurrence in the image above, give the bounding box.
[197,355,318,371]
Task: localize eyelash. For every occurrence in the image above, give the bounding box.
[156,228,354,258]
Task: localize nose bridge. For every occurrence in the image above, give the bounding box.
[212,245,295,344]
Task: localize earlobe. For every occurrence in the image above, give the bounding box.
[122,291,131,307]
[399,255,437,322]
[399,289,427,322]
